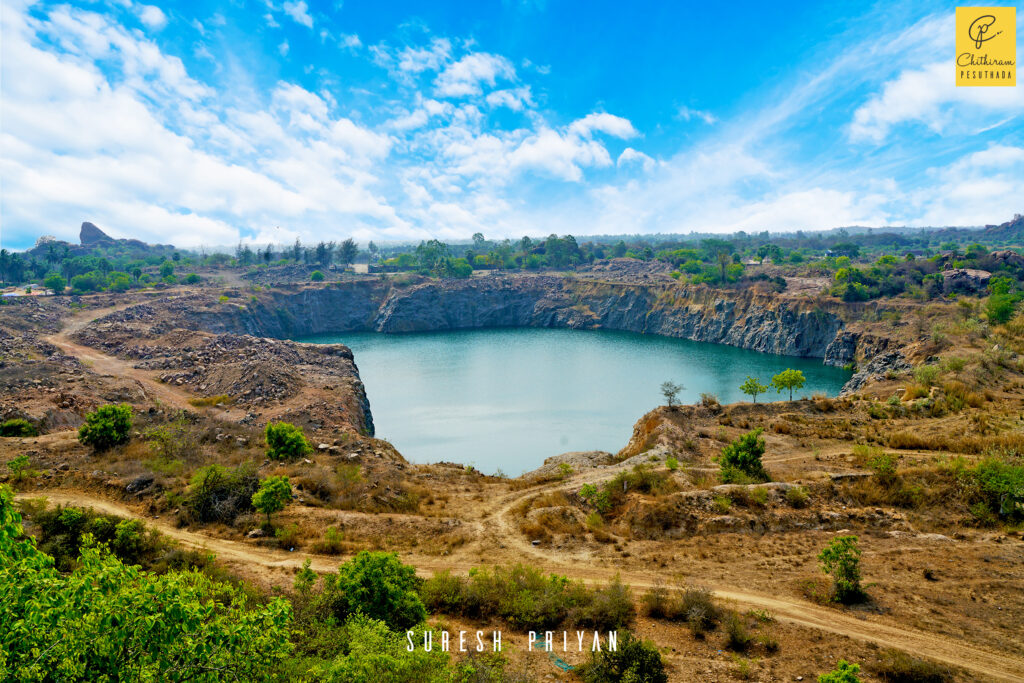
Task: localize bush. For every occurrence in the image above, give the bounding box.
[785,485,810,508]
[43,273,66,292]
[577,631,667,683]
[315,551,426,631]
[185,463,259,524]
[819,660,862,683]
[311,614,450,682]
[724,611,753,651]
[7,455,36,483]
[666,456,679,471]
[251,475,292,526]
[818,536,865,603]
[641,584,719,638]
[310,270,325,282]
[872,649,952,682]
[184,273,201,284]
[420,564,634,631]
[78,404,133,451]
[958,457,1024,523]
[717,429,769,483]
[264,421,312,460]
[0,418,38,437]
[0,486,292,681]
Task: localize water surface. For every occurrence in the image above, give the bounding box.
[299,328,849,475]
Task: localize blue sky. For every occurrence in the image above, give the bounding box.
[1,0,1022,249]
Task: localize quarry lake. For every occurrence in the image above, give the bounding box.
[299,328,850,475]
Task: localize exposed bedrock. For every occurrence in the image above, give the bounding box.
[193,276,868,365]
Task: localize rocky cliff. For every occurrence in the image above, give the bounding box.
[195,275,870,366]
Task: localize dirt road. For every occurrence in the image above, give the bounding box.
[16,490,1024,682]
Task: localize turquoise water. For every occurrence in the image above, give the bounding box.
[299,328,849,475]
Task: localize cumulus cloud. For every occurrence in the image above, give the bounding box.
[850,62,1024,142]
[282,0,313,28]
[676,105,716,124]
[136,5,167,30]
[617,148,655,172]
[434,52,515,97]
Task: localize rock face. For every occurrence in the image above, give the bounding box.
[942,268,991,295]
[80,222,114,246]
[198,276,849,362]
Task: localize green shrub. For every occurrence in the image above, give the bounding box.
[264,421,312,460]
[43,273,66,292]
[185,463,259,524]
[724,611,753,651]
[311,614,450,682]
[7,455,36,483]
[819,660,862,683]
[641,584,719,638]
[310,270,325,282]
[420,564,634,631]
[315,551,426,631]
[666,456,679,471]
[818,536,865,603]
[251,475,292,526]
[0,486,292,680]
[786,485,810,508]
[717,429,769,483]
[0,418,37,437]
[184,273,201,284]
[577,631,667,683]
[958,457,1024,522]
[78,404,133,451]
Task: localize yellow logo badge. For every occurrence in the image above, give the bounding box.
[956,7,1016,86]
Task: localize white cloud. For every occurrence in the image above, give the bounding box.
[282,0,313,28]
[617,148,655,172]
[676,105,716,124]
[278,40,289,56]
[137,5,167,30]
[850,62,1024,142]
[340,33,361,50]
[434,52,515,97]
[396,38,451,73]
[485,87,532,111]
[568,112,637,139]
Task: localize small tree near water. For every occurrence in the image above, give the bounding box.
[771,368,806,401]
[660,381,683,409]
[739,376,768,403]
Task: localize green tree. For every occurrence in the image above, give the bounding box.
[78,404,133,451]
[314,551,426,631]
[159,261,175,278]
[184,273,201,284]
[264,421,312,460]
[339,238,359,267]
[251,476,291,526]
[660,381,683,408]
[771,368,806,401]
[0,485,293,681]
[716,428,768,483]
[43,273,66,293]
[818,536,864,603]
[818,660,861,683]
[310,270,325,282]
[578,631,667,683]
[739,376,768,403]
[312,614,450,682]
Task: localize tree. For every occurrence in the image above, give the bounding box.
[818,536,864,603]
[312,614,450,682]
[818,661,861,683]
[716,428,768,483]
[251,475,292,526]
[314,551,427,631]
[472,232,486,250]
[0,485,293,681]
[660,381,683,408]
[771,368,806,401]
[578,631,667,683]
[43,273,66,293]
[310,270,325,282]
[159,261,174,278]
[78,404,133,451]
[264,421,312,460]
[339,238,358,267]
[739,376,768,403]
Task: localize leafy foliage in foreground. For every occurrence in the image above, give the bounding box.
[576,631,667,683]
[0,486,293,682]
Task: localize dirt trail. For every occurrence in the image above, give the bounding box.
[44,303,238,417]
[17,490,1024,682]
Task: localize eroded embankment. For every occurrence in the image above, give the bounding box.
[190,276,894,372]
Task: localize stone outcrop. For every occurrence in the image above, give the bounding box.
[80,221,115,246]
[942,268,991,295]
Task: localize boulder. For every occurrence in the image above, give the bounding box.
[942,268,991,295]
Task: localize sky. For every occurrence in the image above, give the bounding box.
[0,0,1022,250]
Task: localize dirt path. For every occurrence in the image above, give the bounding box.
[44,303,239,418]
[17,490,1024,682]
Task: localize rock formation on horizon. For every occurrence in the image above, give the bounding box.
[80,221,115,246]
